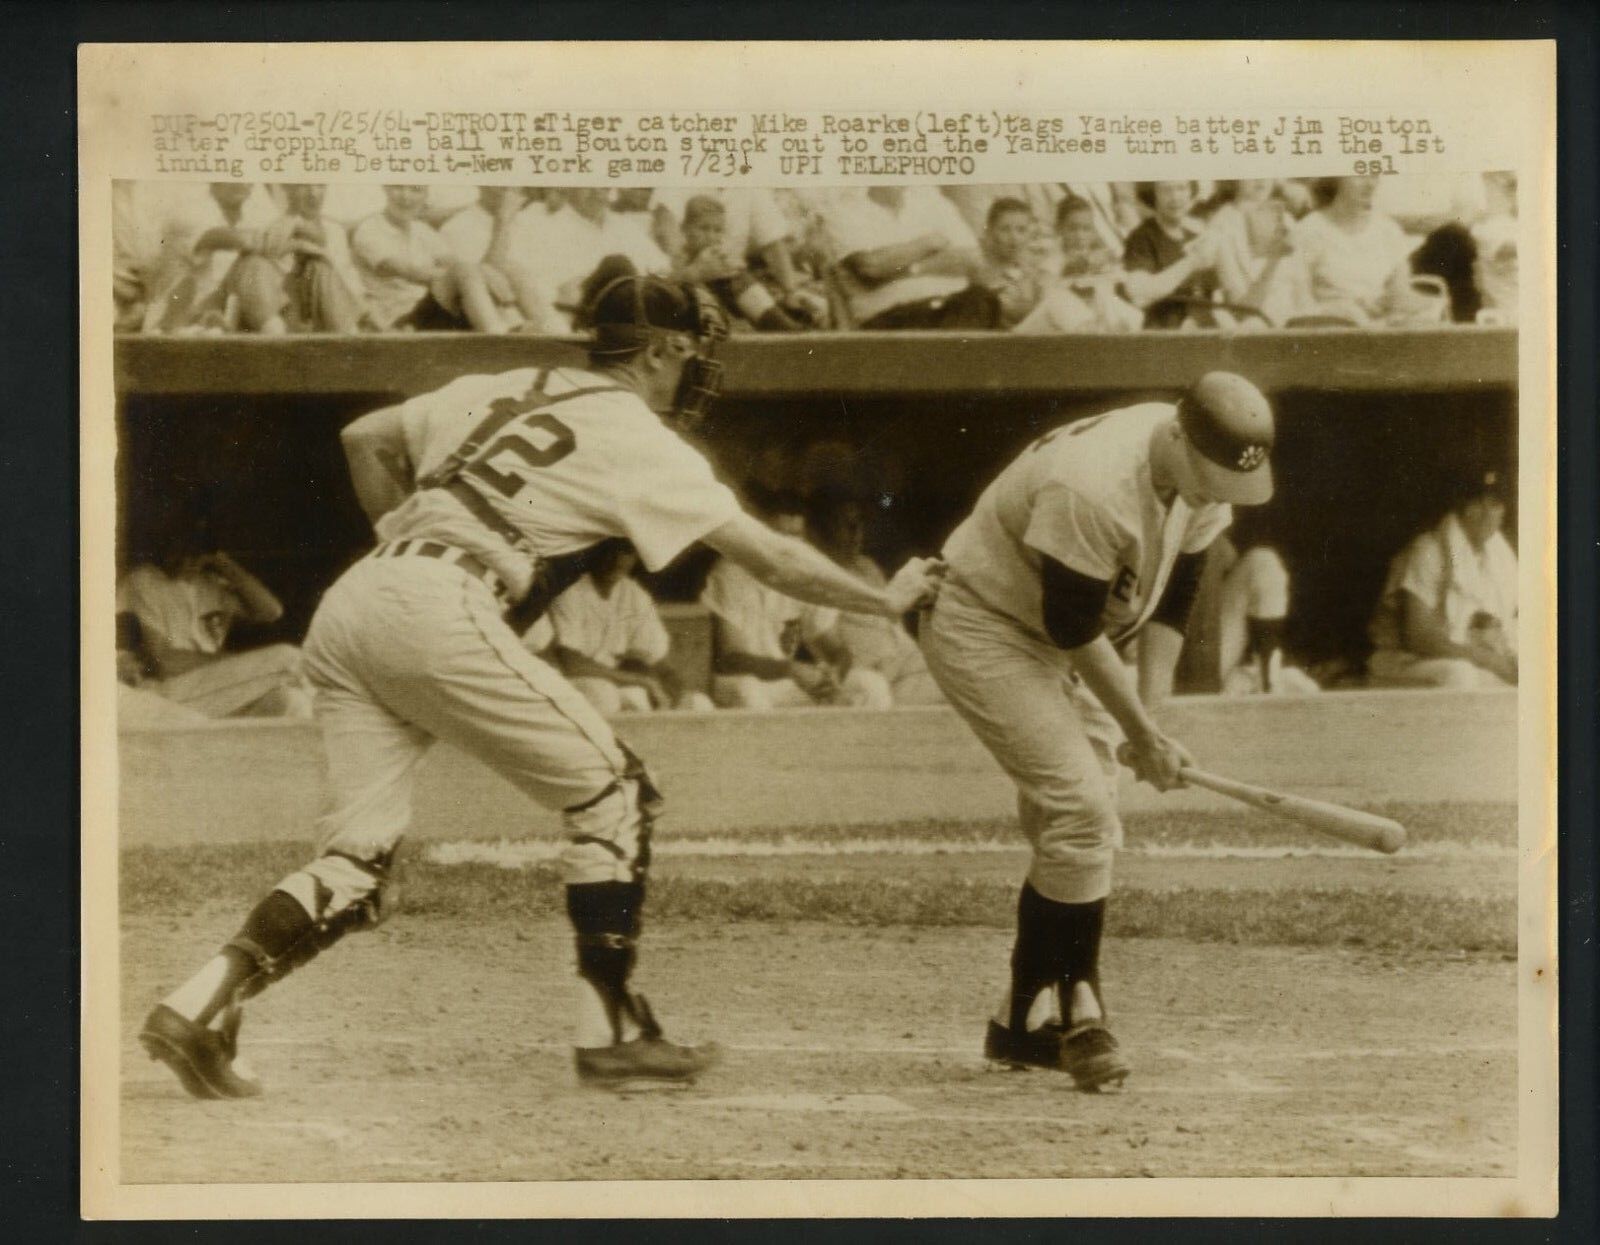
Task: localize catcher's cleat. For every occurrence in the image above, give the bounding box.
[138,1003,263,1100]
[574,1035,722,1089]
[983,1019,1066,1071]
[1059,1020,1130,1092]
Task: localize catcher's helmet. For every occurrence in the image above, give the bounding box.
[588,274,728,424]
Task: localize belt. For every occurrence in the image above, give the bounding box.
[370,539,513,607]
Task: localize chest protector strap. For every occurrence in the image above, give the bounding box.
[418,371,627,625]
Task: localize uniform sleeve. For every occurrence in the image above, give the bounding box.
[613,429,743,571]
[1023,483,1128,581]
[798,604,842,648]
[547,583,599,658]
[115,567,159,632]
[1392,532,1446,609]
[700,558,754,624]
[744,189,793,251]
[923,190,980,251]
[350,217,396,270]
[823,197,891,257]
[520,615,555,654]
[623,585,672,666]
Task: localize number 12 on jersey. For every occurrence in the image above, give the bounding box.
[469,411,576,498]
[432,379,581,499]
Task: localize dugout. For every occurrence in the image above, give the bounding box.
[113,327,1517,669]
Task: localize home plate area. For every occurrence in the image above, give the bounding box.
[120,800,1515,1183]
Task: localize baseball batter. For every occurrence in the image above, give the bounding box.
[139,275,943,1097]
[920,372,1276,1090]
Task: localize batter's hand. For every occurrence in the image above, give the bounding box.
[884,557,948,616]
[1118,732,1193,792]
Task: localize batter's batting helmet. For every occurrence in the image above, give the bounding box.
[1176,371,1275,506]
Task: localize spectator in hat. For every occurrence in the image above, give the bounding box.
[1367,469,1518,689]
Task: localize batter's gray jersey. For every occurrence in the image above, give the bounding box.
[941,403,1232,643]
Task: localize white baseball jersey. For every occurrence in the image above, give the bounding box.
[941,403,1231,643]
[439,203,496,264]
[701,558,838,660]
[375,366,742,601]
[350,213,450,328]
[548,574,671,670]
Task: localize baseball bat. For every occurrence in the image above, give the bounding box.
[1176,766,1406,855]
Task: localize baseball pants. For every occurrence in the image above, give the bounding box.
[1367,649,1512,690]
[301,556,647,887]
[157,643,313,719]
[920,577,1123,905]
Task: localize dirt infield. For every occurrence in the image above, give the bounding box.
[119,807,1516,1184]
[120,919,1513,1182]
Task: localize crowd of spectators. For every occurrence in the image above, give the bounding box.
[114,174,1519,337]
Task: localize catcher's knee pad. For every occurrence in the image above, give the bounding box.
[559,743,662,886]
[226,850,399,994]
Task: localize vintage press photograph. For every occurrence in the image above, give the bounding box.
[82,41,1555,1219]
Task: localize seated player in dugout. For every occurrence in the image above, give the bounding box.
[116,522,312,719]
[807,488,945,706]
[702,490,895,710]
[1366,466,1517,689]
[137,273,945,1098]
[538,538,714,715]
[1179,510,1320,696]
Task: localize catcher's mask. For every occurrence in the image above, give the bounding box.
[587,274,728,423]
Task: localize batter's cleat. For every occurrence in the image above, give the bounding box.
[1059,1020,1130,1092]
[984,1019,1066,1071]
[574,1035,722,1090]
[138,1003,263,1100]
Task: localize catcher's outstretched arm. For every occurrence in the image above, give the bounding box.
[703,512,941,618]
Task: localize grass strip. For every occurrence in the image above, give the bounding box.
[122,842,1513,954]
